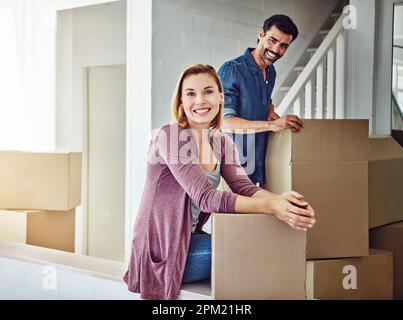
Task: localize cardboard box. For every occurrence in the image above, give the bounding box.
[369,137,403,229]
[0,209,75,252]
[0,210,27,243]
[306,249,393,300]
[0,151,81,211]
[263,120,369,259]
[212,214,306,300]
[370,223,403,299]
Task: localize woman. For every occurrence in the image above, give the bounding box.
[123,64,316,300]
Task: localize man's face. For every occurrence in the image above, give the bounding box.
[257,25,293,65]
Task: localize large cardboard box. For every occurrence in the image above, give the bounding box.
[212,214,306,300]
[368,137,403,229]
[263,120,369,260]
[370,223,403,300]
[0,151,81,211]
[0,209,75,252]
[0,210,27,243]
[306,249,393,300]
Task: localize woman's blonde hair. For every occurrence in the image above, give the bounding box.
[171,64,223,129]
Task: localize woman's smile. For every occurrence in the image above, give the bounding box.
[192,107,212,116]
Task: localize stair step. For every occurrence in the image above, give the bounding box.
[280,85,330,93]
[330,12,342,19]
[307,47,318,53]
[294,66,305,72]
[319,29,330,36]
[280,86,291,92]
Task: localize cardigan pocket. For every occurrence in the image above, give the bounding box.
[147,242,167,288]
[149,247,167,269]
[147,231,167,269]
[150,258,167,271]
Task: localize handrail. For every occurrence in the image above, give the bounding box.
[277,13,347,117]
[392,91,403,120]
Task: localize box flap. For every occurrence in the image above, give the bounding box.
[267,120,369,163]
[369,136,403,160]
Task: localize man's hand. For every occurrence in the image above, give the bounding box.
[269,115,303,133]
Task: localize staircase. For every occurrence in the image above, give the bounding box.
[274,1,349,119]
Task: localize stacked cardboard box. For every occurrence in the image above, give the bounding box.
[264,120,369,260]
[368,136,403,228]
[215,120,400,300]
[306,249,393,300]
[261,120,395,300]
[0,151,81,252]
[367,136,403,300]
[370,223,403,300]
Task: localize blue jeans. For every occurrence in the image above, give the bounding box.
[182,233,211,284]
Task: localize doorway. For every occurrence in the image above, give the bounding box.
[86,65,126,261]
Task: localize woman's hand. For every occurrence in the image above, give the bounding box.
[268,191,316,232]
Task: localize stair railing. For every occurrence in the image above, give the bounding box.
[277,13,347,119]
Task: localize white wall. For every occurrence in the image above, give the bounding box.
[345,0,376,133]
[56,0,127,150]
[152,0,340,129]
[56,1,127,256]
[0,0,34,150]
[0,0,124,151]
[346,0,402,135]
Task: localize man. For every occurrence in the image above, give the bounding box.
[218,14,303,185]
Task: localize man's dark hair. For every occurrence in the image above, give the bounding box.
[259,14,299,43]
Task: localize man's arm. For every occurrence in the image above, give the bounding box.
[218,64,303,134]
[221,116,271,134]
[222,113,304,134]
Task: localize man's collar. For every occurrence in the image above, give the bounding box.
[244,48,272,73]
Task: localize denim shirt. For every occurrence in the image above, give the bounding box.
[218,48,276,184]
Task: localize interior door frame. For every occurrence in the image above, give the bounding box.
[83,64,126,260]
[53,0,152,261]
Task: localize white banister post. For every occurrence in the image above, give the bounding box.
[316,62,324,119]
[326,47,335,119]
[335,31,345,119]
[305,80,313,118]
[293,97,301,117]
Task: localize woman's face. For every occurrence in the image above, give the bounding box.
[181,73,223,128]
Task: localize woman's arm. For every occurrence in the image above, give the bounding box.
[218,133,316,231]
[153,125,238,214]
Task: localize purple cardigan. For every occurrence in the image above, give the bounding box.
[123,124,260,300]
